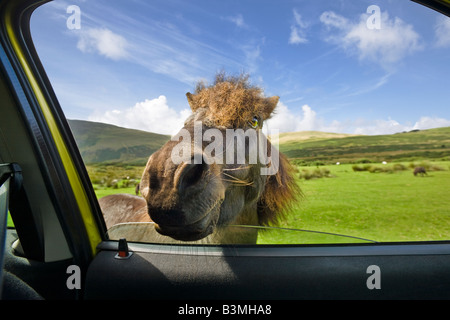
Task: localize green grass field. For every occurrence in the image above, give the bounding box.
[259,161,450,244]
[90,160,450,245]
[280,126,450,165]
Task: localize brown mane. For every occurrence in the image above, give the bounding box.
[258,153,301,226]
[186,73,279,129]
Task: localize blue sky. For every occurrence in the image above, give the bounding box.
[31,0,450,135]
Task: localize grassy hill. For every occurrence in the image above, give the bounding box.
[280,126,450,165]
[68,119,170,165]
[277,131,360,144]
[68,119,450,166]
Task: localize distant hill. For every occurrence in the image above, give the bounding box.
[68,120,450,166]
[68,119,170,165]
[279,126,450,164]
[277,131,360,144]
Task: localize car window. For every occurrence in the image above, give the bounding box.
[30,0,450,245]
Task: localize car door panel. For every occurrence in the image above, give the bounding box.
[84,241,450,300]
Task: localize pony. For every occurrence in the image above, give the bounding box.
[413,166,427,177]
[100,73,301,244]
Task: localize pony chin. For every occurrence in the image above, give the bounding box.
[153,203,222,241]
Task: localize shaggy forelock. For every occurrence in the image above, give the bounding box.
[188,73,273,128]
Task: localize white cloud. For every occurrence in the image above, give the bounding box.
[353,118,407,135]
[352,116,450,135]
[289,27,308,45]
[77,27,129,60]
[90,97,450,137]
[412,116,450,131]
[88,96,191,135]
[264,102,300,133]
[265,102,341,133]
[298,105,318,131]
[225,14,247,28]
[435,16,450,47]
[71,9,247,85]
[289,9,308,45]
[320,10,422,69]
[320,11,349,29]
[265,102,450,136]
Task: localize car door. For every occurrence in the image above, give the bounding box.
[0,0,105,299]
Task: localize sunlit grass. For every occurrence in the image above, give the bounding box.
[88,161,450,244]
[259,162,450,243]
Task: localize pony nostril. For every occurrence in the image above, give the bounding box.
[179,156,208,191]
[181,163,207,188]
[149,170,160,190]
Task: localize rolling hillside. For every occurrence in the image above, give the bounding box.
[277,131,360,144]
[68,119,170,165]
[279,126,450,164]
[68,119,450,165]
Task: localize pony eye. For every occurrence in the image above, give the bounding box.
[249,116,259,129]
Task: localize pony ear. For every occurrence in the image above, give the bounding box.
[186,92,197,111]
[261,96,279,119]
[257,152,301,226]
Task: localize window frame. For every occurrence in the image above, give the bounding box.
[0,0,106,264]
[6,0,450,249]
